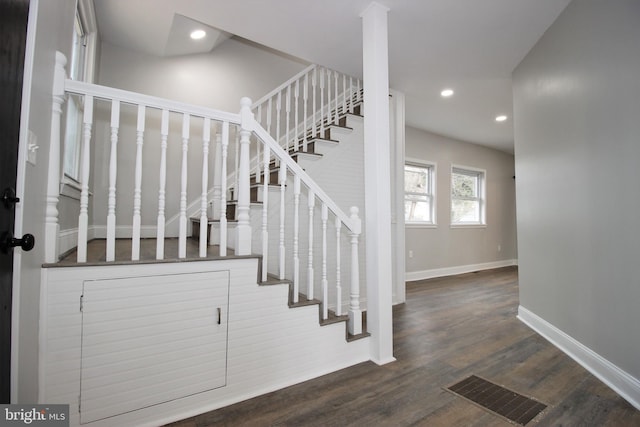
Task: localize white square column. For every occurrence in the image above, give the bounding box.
[361,2,395,365]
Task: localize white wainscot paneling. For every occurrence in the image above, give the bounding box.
[80,271,229,424]
[41,258,370,427]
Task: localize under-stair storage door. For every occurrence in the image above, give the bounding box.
[79,271,230,424]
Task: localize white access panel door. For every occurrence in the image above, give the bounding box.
[79,271,229,424]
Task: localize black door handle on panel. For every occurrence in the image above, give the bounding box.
[0,232,35,253]
[1,188,20,209]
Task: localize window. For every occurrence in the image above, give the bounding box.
[451,166,485,225]
[404,162,435,225]
[70,13,87,81]
[62,12,87,182]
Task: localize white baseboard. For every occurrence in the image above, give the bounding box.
[405,259,517,282]
[60,226,179,254]
[58,226,96,255]
[92,225,176,239]
[518,306,640,410]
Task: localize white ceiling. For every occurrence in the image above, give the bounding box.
[93,0,571,153]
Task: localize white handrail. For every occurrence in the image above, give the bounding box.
[64,80,241,125]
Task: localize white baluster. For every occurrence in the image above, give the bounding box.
[326,69,332,130]
[307,189,315,300]
[106,100,120,262]
[294,79,299,151]
[319,68,325,137]
[285,85,291,153]
[276,91,282,146]
[211,127,222,221]
[267,97,272,138]
[199,117,211,257]
[131,104,145,261]
[76,95,94,263]
[256,104,262,127]
[311,67,317,145]
[261,144,270,282]
[234,132,239,204]
[357,79,362,105]
[236,97,253,255]
[219,122,229,256]
[303,73,308,151]
[278,164,286,279]
[178,113,190,258]
[334,70,339,124]
[348,206,362,335]
[342,74,347,118]
[45,52,66,263]
[155,109,169,260]
[293,175,301,303]
[349,76,354,114]
[335,218,342,316]
[321,203,328,320]
[256,104,262,184]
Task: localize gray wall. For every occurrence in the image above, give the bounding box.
[88,40,307,232]
[513,0,640,380]
[405,126,517,277]
[99,39,308,113]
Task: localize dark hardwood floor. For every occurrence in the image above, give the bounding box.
[166,266,639,426]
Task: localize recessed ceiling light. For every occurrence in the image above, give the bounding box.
[440,88,454,98]
[495,115,508,122]
[190,29,206,40]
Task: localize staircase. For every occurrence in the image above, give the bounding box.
[204,99,367,340]
[41,52,373,427]
[46,53,368,335]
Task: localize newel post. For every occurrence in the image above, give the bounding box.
[236,97,253,255]
[348,206,363,335]
[44,52,66,263]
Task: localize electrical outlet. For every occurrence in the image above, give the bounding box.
[498,244,502,252]
[409,250,413,258]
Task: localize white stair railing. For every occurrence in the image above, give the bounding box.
[48,52,243,264]
[252,65,363,156]
[48,52,363,334]
[247,99,363,333]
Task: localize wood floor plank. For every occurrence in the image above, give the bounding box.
[164,266,639,426]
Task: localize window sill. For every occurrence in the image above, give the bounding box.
[406,223,437,229]
[60,175,91,200]
[450,223,486,229]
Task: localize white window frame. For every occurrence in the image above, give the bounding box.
[404,159,436,227]
[450,164,486,227]
[61,0,97,199]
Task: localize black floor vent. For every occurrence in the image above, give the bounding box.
[446,375,547,425]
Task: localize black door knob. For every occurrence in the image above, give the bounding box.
[1,232,35,253]
[1,188,20,209]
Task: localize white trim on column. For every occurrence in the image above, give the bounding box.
[389,89,406,306]
[360,1,395,366]
[518,306,640,411]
